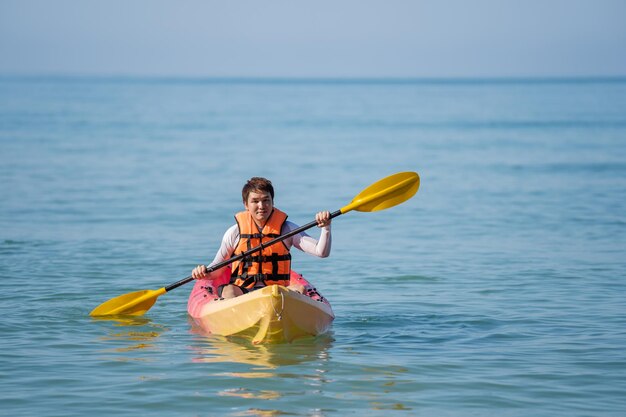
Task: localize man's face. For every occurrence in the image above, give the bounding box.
[244,190,273,226]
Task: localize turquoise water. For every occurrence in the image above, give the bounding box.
[1,76,625,416]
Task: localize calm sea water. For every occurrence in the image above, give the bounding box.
[1,76,625,416]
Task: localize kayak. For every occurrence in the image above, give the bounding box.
[188,269,334,344]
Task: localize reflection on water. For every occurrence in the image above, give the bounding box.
[91,314,154,327]
[92,315,167,359]
[190,331,334,417]
[231,409,304,417]
[190,330,334,370]
[218,387,282,400]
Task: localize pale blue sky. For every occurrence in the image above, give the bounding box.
[1,0,625,78]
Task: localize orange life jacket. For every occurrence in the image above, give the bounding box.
[230,208,292,289]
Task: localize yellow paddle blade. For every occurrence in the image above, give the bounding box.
[89,287,166,317]
[340,171,420,214]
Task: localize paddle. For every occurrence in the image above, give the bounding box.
[90,171,420,317]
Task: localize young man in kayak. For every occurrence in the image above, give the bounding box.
[191,177,331,298]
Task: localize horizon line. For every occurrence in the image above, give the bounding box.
[2,72,626,85]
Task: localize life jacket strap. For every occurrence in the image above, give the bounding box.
[239,254,291,263]
[240,232,281,239]
[237,273,291,289]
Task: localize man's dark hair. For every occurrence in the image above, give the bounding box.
[242,177,274,203]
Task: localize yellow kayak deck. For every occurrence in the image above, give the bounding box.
[190,285,334,344]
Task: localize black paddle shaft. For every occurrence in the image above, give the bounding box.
[165,209,342,292]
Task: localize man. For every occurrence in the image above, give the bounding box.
[192,177,331,298]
